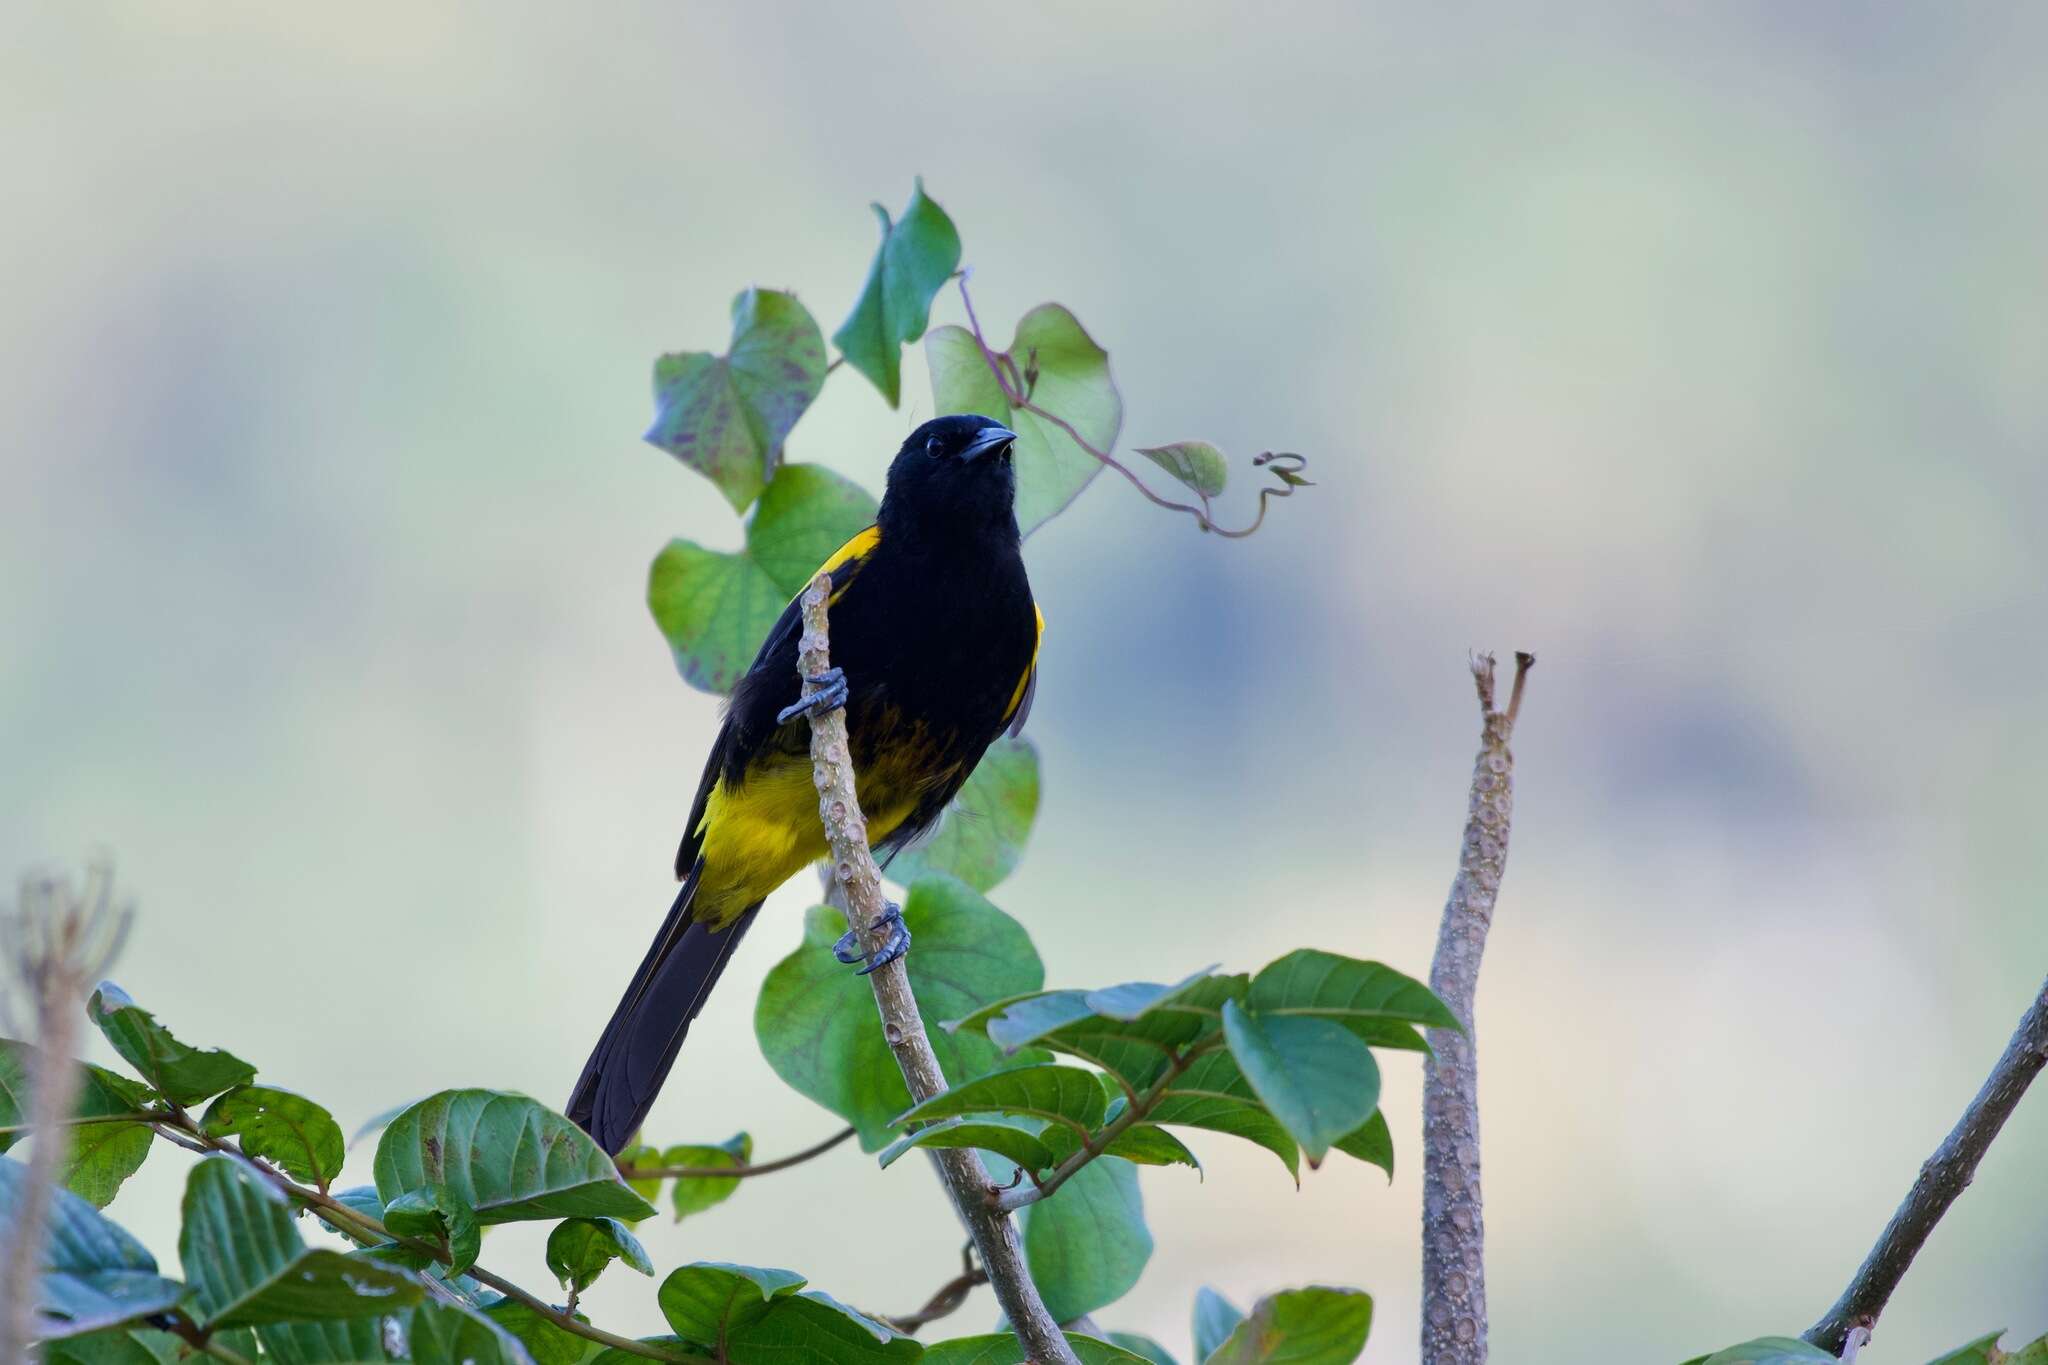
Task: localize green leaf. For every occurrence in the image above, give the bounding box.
[923,1334,1152,1365]
[39,1329,182,1365]
[1015,1156,1151,1323]
[546,1216,653,1295]
[1083,968,1223,1022]
[662,1131,752,1220]
[614,1142,662,1208]
[180,1156,422,1327]
[833,178,962,406]
[1221,1001,1379,1166]
[887,737,1041,893]
[249,1319,398,1364]
[55,1121,153,1211]
[201,1085,346,1189]
[407,1302,542,1365]
[1194,1288,1245,1362]
[1110,1333,1181,1365]
[349,1099,418,1151]
[1146,1052,1300,1182]
[648,461,877,695]
[484,1301,591,1365]
[1204,1287,1373,1365]
[895,1063,1108,1137]
[373,1089,655,1225]
[1100,1124,1201,1172]
[1929,1332,2048,1364]
[1330,1110,1393,1179]
[1693,1340,1837,1365]
[926,303,1123,535]
[87,982,255,1106]
[956,974,1247,1089]
[590,1339,692,1365]
[659,1261,807,1341]
[1248,951,1460,1035]
[0,1045,159,1207]
[877,1116,1057,1174]
[647,287,828,512]
[756,877,1044,1148]
[659,1262,913,1364]
[332,1184,385,1223]
[384,1184,482,1277]
[1135,442,1228,499]
[0,1154,183,1339]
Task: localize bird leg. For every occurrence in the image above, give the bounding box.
[777,667,849,725]
[833,900,911,976]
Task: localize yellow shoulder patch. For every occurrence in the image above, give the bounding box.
[818,525,881,578]
[1004,604,1045,723]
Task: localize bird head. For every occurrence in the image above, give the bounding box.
[878,414,1020,546]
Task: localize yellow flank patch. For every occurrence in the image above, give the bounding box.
[689,724,950,928]
[1004,603,1045,724]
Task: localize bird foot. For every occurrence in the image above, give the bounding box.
[777,667,849,725]
[833,901,911,976]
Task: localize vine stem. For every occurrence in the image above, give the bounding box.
[1802,974,2048,1353]
[615,1125,856,1181]
[1420,651,1533,1365]
[792,572,1080,1365]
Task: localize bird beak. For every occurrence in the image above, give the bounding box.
[959,425,1018,463]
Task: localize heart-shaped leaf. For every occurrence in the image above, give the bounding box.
[647,288,828,512]
[1204,1286,1373,1365]
[926,302,1122,535]
[833,179,962,406]
[1135,442,1228,499]
[756,877,1043,1148]
[886,737,1041,893]
[373,1090,655,1225]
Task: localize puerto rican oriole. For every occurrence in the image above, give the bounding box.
[567,414,1041,1154]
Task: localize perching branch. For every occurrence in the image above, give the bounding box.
[1420,652,1533,1365]
[793,572,1081,1365]
[0,863,131,1363]
[1803,974,2048,1353]
[614,1125,856,1181]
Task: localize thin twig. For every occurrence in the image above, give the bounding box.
[794,573,1080,1365]
[1420,652,1533,1365]
[877,1244,989,1335]
[0,1111,164,1138]
[1803,975,2048,1353]
[615,1125,855,1181]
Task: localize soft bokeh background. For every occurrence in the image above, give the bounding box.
[6,3,2046,1360]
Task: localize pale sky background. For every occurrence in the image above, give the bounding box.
[5,4,2047,1362]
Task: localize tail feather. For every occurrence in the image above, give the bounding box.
[567,877,760,1155]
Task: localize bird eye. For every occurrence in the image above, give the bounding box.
[926,437,944,459]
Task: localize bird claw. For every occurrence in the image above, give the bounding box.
[777,668,848,726]
[832,901,911,976]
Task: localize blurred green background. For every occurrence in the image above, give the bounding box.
[5,3,2045,1361]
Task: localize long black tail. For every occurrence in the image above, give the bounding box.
[567,876,760,1155]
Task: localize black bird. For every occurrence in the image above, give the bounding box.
[568,415,1041,1154]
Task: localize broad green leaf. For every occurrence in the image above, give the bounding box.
[926,303,1122,535]
[1205,1287,1373,1365]
[373,1090,654,1225]
[895,1063,1107,1137]
[0,1155,183,1339]
[648,462,877,695]
[1111,1334,1181,1365]
[1248,951,1460,1035]
[1015,1156,1151,1323]
[877,1116,1057,1174]
[1930,1332,2048,1363]
[923,1334,1152,1365]
[1101,1124,1200,1172]
[0,1046,159,1207]
[1194,1287,1245,1362]
[202,1085,346,1189]
[40,1329,182,1365]
[384,1184,482,1277]
[56,1120,153,1211]
[332,1184,385,1223]
[647,287,828,512]
[546,1216,653,1295]
[1694,1340,1837,1365]
[1147,1051,1300,1181]
[661,1131,752,1220]
[614,1142,662,1207]
[659,1263,916,1364]
[484,1301,591,1365]
[180,1156,421,1327]
[887,737,1040,893]
[659,1262,807,1342]
[349,1099,418,1151]
[590,1339,692,1365]
[249,1319,397,1363]
[1135,442,1228,499]
[834,179,962,406]
[956,975,1247,1090]
[87,983,255,1105]
[1330,1110,1393,1178]
[1084,968,1223,1022]
[756,877,1043,1148]
[1222,1001,1379,1166]
[407,1302,541,1365]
